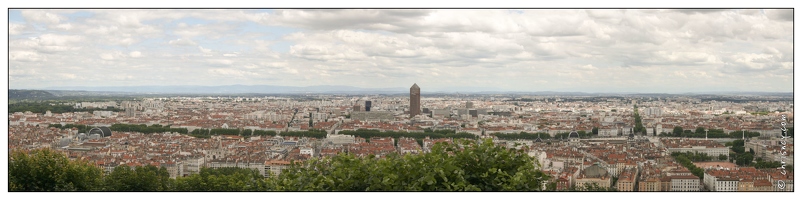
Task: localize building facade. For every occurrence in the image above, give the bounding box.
[410,83,420,117]
[669,176,701,191]
[704,172,739,191]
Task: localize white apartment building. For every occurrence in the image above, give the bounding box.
[181,157,205,177]
[326,134,355,145]
[669,176,701,191]
[704,172,739,191]
[300,147,314,157]
[264,160,291,178]
[666,146,729,158]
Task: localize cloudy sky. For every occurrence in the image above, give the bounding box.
[7,9,794,93]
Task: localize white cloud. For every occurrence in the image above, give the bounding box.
[169,38,198,46]
[208,59,233,66]
[9,23,26,35]
[209,68,257,77]
[99,51,126,60]
[173,23,239,39]
[21,10,63,24]
[33,34,83,46]
[9,51,45,62]
[55,23,73,30]
[9,68,38,77]
[198,46,212,53]
[100,53,115,60]
[578,64,597,70]
[6,9,793,92]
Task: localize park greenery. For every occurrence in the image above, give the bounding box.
[490,130,594,140]
[110,124,189,134]
[492,132,551,140]
[633,105,647,135]
[270,138,550,191]
[554,130,591,139]
[9,101,123,114]
[9,139,553,191]
[660,126,762,139]
[338,128,478,143]
[281,129,328,139]
[190,128,278,138]
[48,123,94,133]
[669,152,704,180]
[730,139,755,166]
[9,149,103,191]
[50,123,280,139]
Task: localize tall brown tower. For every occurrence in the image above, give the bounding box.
[410,83,421,117]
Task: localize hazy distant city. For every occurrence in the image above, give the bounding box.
[7,8,794,192]
[8,84,795,191]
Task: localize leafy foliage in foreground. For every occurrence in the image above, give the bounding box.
[104,165,172,191]
[271,138,549,191]
[173,167,269,191]
[9,139,551,191]
[9,149,103,191]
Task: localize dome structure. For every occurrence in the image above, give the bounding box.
[568,131,580,138]
[583,164,608,178]
[88,127,113,137]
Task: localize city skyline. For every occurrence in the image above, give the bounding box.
[7,9,794,93]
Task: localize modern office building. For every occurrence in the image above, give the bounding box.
[410,83,420,117]
[365,101,372,112]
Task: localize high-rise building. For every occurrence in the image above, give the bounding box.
[410,83,421,117]
[469,109,478,118]
[466,101,474,109]
[353,104,362,112]
[365,101,372,112]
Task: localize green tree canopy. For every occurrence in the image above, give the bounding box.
[673,127,684,137]
[173,167,268,191]
[104,165,172,191]
[9,149,103,191]
[270,138,550,191]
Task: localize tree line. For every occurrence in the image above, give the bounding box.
[492,132,552,140]
[281,129,328,139]
[633,105,647,135]
[661,127,762,138]
[669,152,705,181]
[110,124,189,134]
[50,123,281,139]
[729,139,755,166]
[491,131,594,140]
[49,124,93,134]
[189,128,278,138]
[338,129,478,142]
[9,101,123,114]
[10,139,553,191]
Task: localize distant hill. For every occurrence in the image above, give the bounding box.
[45,85,408,94]
[9,90,56,100]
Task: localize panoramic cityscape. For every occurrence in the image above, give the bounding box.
[6,8,795,192]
